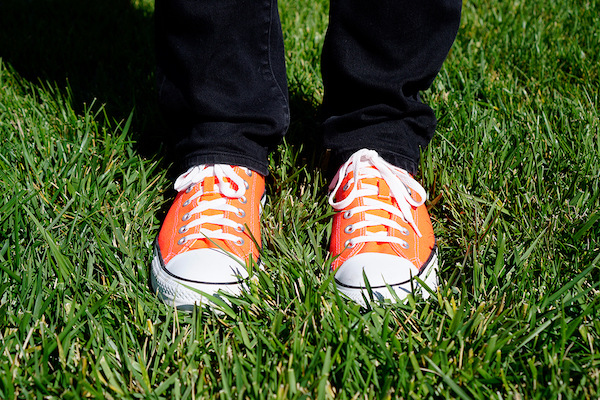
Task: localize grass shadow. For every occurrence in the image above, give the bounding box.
[286,84,326,172]
[0,0,166,160]
[0,0,325,179]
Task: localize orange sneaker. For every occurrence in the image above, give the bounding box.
[328,149,438,306]
[151,164,265,309]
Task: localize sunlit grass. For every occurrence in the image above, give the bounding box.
[0,0,599,398]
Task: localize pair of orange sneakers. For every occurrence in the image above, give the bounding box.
[150,149,438,308]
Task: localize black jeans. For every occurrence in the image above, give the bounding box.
[155,0,461,178]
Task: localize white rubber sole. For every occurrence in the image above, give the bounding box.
[150,244,245,311]
[335,250,439,307]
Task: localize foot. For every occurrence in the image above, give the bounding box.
[151,164,264,309]
[328,149,438,306]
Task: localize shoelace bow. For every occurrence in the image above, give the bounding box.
[174,165,250,245]
[328,149,427,248]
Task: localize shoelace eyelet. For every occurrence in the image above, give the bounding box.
[183,199,191,207]
[400,241,409,249]
[185,186,193,194]
[236,209,246,218]
[244,180,250,190]
[177,237,186,245]
[246,170,252,177]
[344,239,355,248]
[239,196,247,204]
[343,210,352,219]
[182,213,191,221]
[401,228,410,236]
[344,225,355,234]
[343,182,350,191]
[235,238,245,246]
[178,225,189,234]
[235,224,245,233]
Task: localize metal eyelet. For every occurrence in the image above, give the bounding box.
[178,225,188,234]
[235,238,245,246]
[343,210,352,219]
[344,225,355,234]
[177,237,186,245]
[185,186,193,194]
[344,240,355,248]
[239,196,247,204]
[182,213,191,221]
[246,170,253,177]
[401,228,410,236]
[235,224,245,233]
[400,241,410,249]
[183,199,191,207]
[236,209,246,218]
[243,180,250,190]
[343,183,350,191]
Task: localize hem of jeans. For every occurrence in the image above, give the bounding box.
[180,152,269,177]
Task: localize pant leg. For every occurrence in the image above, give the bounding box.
[321,0,462,178]
[155,0,289,176]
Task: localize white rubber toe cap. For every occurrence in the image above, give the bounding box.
[334,253,419,288]
[163,248,248,284]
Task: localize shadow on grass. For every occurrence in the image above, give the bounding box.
[0,0,165,164]
[0,0,324,177]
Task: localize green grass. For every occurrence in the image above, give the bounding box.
[1,0,599,398]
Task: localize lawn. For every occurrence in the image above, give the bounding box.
[0,0,599,398]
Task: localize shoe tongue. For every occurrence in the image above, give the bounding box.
[203,175,215,193]
[201,176,227,229]
[202,176,226,202]
[377,179,390,200]
[187,174,241,251]
[362,177,390,235]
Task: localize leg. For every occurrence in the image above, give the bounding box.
[152,0,289,308]
[155,0,289,176]
[323,0,461,306]
[322,0,461,177]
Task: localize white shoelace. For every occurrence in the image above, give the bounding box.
[174,165,250,245]
[328,149,427,248]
